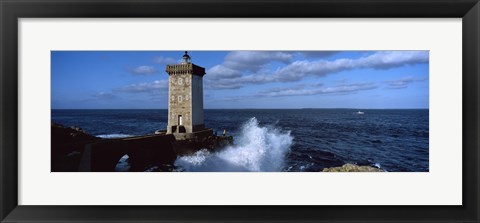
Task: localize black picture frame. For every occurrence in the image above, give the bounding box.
[1,0,479,222]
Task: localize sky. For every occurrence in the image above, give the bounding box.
[51,51,429,109]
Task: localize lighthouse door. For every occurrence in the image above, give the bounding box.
[178,115,183,126]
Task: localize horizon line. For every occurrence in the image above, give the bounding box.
[51,107,429,110]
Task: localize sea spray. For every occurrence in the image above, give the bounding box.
[175,117,294,172]
[96,134,134,139]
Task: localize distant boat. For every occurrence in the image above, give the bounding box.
[356,111,364,115]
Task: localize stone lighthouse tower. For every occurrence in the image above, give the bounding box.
[166,51,212,140]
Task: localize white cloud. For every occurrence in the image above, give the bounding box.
[260,82,378,97]
[115,80,168,94]
[385,76,428,89]
[205,51,294,89]
[222,51,293,71]
[92,92,116,100]
[299,51,340,58]
[130,65,158,75]
[355,51,429,69]
[206,51,428,89]
[153,56,178,65]
[206,65,243,79]
[272,51,428,81]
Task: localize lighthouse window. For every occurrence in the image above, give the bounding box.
[178,78,183,85]
[178,95,183,102]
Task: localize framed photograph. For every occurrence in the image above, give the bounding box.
[1,0,479,222]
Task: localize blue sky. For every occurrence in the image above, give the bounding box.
[51,51,429,109]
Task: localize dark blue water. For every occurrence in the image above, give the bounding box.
[52,109,429,172]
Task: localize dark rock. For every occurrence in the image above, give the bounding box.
[52,122,232,172]
[51,122,102,172]
[52,122,99,144]
[172,135,233,156]
[322,163,385,172]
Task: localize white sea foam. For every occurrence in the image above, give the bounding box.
[175,117,294,172]
[96,134,133,139]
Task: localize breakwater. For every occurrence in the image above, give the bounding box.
[51,122,232,172]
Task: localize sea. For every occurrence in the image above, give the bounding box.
[51,109,429,172]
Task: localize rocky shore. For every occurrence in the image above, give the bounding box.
[52,123,385,172]
[172,135,233,156]
[51,122,102,171]
[322,163,385,172]
[51,122,233,172]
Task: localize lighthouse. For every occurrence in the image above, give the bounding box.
[165,51,212,140]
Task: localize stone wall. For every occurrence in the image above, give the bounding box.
[167,73,193,134]
[191,74,204,126]
[166,62,207,139]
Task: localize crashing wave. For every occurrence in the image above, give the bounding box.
[175,117,293,172]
